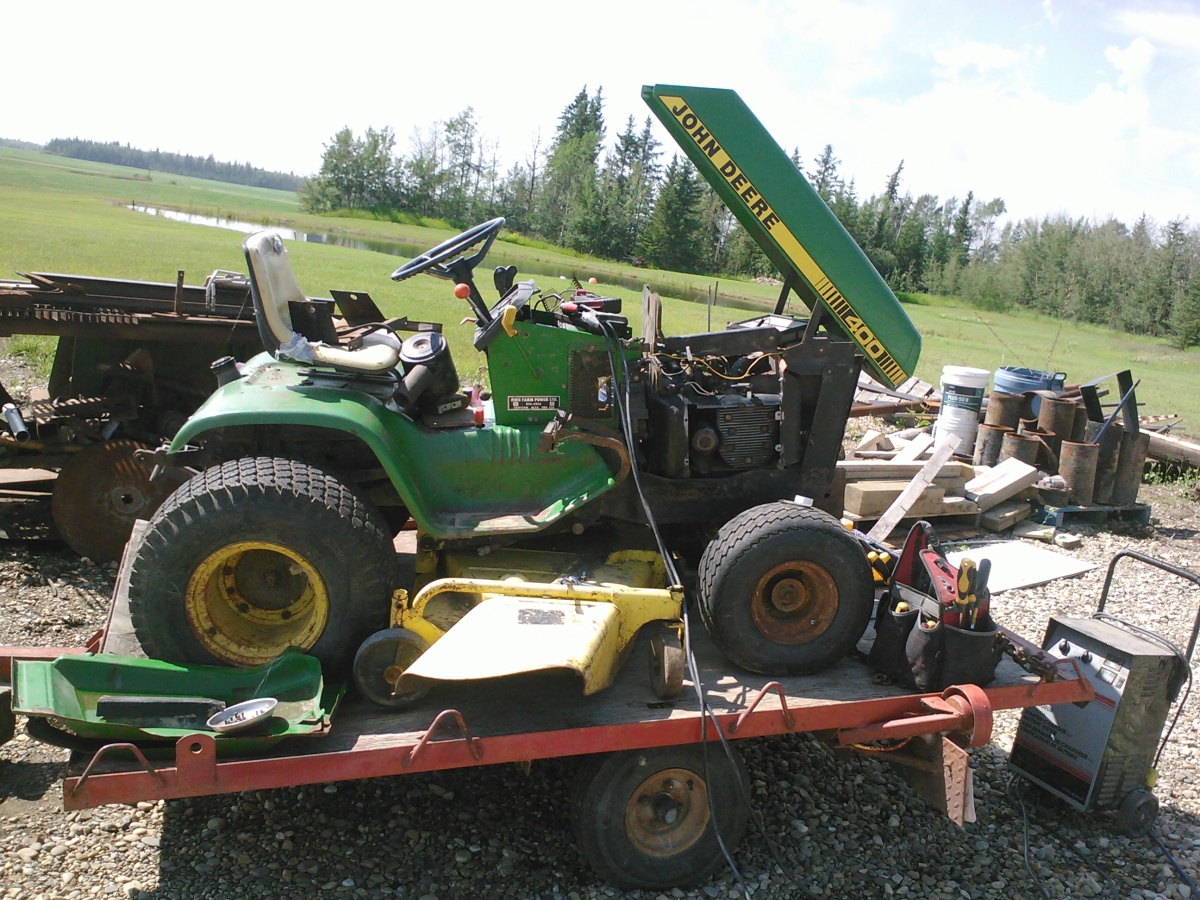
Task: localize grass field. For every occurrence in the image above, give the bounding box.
[2,147,1196,430]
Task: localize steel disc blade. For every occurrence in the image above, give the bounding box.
[51,439,188,562]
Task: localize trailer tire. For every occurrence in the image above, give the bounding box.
[697,502,873,675]
[128,457,396,669]
[572,744,750,890]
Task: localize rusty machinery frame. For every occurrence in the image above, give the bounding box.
[0,637,1092,825]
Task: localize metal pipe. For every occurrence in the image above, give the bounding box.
[2,403,29,442]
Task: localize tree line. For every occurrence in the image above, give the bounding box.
[44,138,302,191]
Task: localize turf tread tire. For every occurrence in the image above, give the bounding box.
[697,502,872,675]
[127,457,397,668]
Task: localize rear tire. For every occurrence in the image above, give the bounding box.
[127,457,396,669]
[572,744,750,890]
[697,502,873,675]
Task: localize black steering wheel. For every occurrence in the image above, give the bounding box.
[390,217,505,283]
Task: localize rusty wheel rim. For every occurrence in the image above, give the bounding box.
[624,767,710,858]
[750,560,838,644]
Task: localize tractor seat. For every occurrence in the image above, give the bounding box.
[243,231,400,373]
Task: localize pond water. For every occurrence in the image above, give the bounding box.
[128,205,765,311]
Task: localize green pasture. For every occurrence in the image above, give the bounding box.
[2,147,1196,430]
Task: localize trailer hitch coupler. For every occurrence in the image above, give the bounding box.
[2,403,29,443]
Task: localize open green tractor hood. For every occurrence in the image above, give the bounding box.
[643,84,921,388]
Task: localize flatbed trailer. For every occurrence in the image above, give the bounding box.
[0,627,1092,890]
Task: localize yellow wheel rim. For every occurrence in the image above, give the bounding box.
[185,541,329,666]
[624,767,710,858]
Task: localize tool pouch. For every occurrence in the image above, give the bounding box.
[940,616,1003,689]
[868,601,920,683]
[868,521,1003,691]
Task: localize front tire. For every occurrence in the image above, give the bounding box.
[127,457,397,669]
[697,502,873,675]
[572,744,750,890]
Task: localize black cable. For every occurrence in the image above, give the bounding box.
[1009,774,1128,900]
[1007,776,1052,900]
[596,320,752,896]
[1151,832,1200,899]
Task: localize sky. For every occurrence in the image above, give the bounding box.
[6,0,1199,226]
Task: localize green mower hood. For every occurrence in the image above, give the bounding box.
[643,84,921,388]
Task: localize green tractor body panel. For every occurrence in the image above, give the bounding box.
[171,353,617,542]
[487,309,636,428]
[643,84,921,387]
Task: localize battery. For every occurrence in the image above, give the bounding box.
[1010,615,1178,812]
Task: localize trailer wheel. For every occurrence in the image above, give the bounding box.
[573,744,750,890]
[697,502,873,675]
[1116,787,1158,837]
[353,628,431,708]
[127,457,396,669]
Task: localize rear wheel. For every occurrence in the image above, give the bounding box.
[572,744,750,890]
[127,457,397,668]
[697,502,873,675]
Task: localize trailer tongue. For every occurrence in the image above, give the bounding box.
[643,84,921,389]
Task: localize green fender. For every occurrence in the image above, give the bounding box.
[171,356,618,542]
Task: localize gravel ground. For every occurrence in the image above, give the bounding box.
[3,346,1200,899]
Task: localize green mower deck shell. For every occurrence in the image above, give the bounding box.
[170,355,618,542]
[643,84,921,388]
[12,650,332,754]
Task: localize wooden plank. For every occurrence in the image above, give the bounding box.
[938,496,980,515]
[893,433,934,462]
[964,458,1039,512]
[867,436,962,542]
[981,500,1033,532]
[0,468,57,490]
[855,429,886,453]
[1147,431,1200,467]
[838,460,974,481]
[844,482,946,518]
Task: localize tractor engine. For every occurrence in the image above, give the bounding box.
[644,353,783,478]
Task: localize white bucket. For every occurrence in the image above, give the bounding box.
[934,366,990,454]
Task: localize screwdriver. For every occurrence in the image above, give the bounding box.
[956,558,976,629]
[972,558,992,629]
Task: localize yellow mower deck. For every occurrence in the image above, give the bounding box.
[388,549,683,697]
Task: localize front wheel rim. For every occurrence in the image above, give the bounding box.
[750,560,838,644]
[185,541,329,666]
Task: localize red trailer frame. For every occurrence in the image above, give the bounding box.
[1,629,1092,818]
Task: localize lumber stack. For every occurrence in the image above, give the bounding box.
[840,433,1041,542]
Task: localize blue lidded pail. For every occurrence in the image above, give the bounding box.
[993,367,1066,415]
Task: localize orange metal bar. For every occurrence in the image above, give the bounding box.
[58,668,1094,810]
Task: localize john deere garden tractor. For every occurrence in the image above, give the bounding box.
[124,85,922,704]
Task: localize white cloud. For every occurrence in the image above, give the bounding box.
[1105,36,1157,90]
[1117,9,1200,52]
[932,42,1026,81]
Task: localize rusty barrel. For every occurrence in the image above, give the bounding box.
[1084,419,1123,504]
[1037,397,1077,459]
[1111,430,1151,505]
[973,424,1011,467]
[1070,405,1089,442]
[1059,440,1099,506]
[999,432,1040,466]
[984,391,1023,430]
